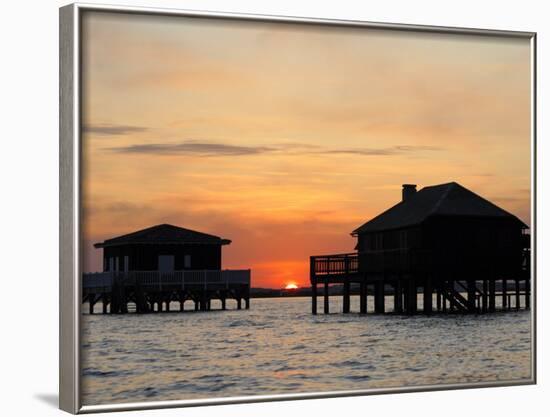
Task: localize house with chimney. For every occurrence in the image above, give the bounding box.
[309,182,530,315]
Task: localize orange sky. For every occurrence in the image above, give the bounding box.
[81,12,532,288]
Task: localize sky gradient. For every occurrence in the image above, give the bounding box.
[81,12,532,288]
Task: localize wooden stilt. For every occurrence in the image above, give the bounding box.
[311,279,317,315]
[394,280,403,313]
[423,276,432,315]
[448,281,455,312]
[101,294,107,314]
[311,257,317,315]
[502,279,507,310]
[467,279,476,313]
[374,280,385,313]
[403,281,409,313]
[360,280,367,314]
[117,277,127,314]
[515,279,520,310]
[89,294,95,315]
[436,287,441,312]
[324,281,329,314]
[343,278,350,313]
[488,279,496,312]
[406,279,416,315]
[221,297,226,310]
[482,280,488,313]
[237,298,242,310]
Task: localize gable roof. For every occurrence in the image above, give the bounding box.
[352,182,528,235]
[94,224,231,248]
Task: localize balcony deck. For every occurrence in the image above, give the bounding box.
[309,253,360,283]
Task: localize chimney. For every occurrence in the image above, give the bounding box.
[402,184,417,202]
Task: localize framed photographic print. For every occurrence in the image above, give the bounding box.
[59,2,536,413]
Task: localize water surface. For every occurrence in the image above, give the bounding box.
[81,296,531,405]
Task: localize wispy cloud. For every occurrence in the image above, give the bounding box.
[316,145,443,156]
[106,141,443,157]
[83,123,149,136]
[108,141,276,156]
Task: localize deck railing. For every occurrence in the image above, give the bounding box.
[311,248,526,279]
[83,269,251,291]
[310,253,359,276]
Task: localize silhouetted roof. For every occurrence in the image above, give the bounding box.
[352,182,528,234]
[94,224,231,248]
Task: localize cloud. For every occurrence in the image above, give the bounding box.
[83,123,149,136]
[106,140,443,157]
[314,145,443,156]
[108,141,277,156]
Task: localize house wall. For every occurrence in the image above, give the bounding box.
[357,216,525,279]
[356,226,422,252]
[102,244,223,272]
[423,216,524,279]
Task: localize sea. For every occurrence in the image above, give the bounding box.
[81,295,532,405]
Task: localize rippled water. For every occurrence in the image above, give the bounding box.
[81,296,531,405]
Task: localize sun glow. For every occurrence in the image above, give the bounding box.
[285,283,299,290]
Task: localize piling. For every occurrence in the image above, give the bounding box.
[406,279,417,315]
[359,281,367,314]
[488,279,496,312]
[343,278,351,313]
[423,277,433,315]
[324,281,330,314]
[394,280,403,313]
[467,279,476,313]
[311,279,317,315]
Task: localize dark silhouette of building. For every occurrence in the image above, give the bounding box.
[310,182,531,315]
[83,224,250,314]
[94,223,231,273]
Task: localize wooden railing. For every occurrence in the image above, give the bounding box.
[310,253,359,277]
[83,270,251,291]
[310,249,526,278]
[82,272,113,291]
[310,249,431,278]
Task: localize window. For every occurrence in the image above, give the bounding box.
[184,255,191,269]
[158,255,175,272]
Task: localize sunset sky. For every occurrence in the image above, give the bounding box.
[81,12,532,288]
